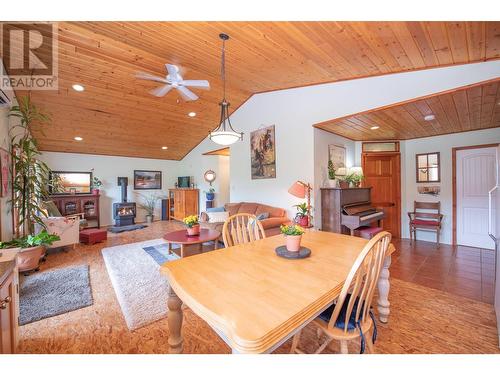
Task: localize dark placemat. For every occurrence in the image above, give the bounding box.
[275,246,311,259]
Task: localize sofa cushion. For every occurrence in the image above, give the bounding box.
[256,212,269,220]
[207,211,229,223]
[207,206,225,213]
[238,202,259,215]
[43,200,62,217]
[260,217,289,230]
[256,204,285,218]
[225,203,242,216]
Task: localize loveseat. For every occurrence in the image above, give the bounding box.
[200,202,290,237]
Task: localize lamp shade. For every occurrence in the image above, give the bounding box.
[288,181,306,198]
[349,166,363,175]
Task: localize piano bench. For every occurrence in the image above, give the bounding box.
[354,226,383,240]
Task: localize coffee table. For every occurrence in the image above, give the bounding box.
[163,228,221,258]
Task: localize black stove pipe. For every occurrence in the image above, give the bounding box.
[117,177,128,203]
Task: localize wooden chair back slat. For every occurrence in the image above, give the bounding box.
[327,232,391,332]
[414,201,440,210]
[222,213,266,248]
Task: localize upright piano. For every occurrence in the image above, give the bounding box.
[320,187,384,235]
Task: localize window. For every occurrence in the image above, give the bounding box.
[416,152,440,183]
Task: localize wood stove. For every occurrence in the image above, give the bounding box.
[113,177,136,226]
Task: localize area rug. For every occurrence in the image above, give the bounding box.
[101,238,171,330]
[19,265,93,325]
[107,224,148,233]
[143,243,180,265]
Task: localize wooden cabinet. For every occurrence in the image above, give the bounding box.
[0,259,19,354]
[169,189,199,221]
[49,194,101,228]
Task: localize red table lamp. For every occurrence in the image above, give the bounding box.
[288,181,312,227]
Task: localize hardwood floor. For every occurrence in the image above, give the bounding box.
[16,221,500,354]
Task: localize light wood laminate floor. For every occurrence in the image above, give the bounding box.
[17,221,500,354]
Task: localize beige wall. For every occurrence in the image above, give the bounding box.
[0,107,12,241]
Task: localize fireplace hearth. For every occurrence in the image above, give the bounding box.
[113,177,136,227]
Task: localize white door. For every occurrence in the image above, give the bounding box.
[457,147,497,249]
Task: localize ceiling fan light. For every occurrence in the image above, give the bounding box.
[209,130,243,146]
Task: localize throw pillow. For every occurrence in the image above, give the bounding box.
[207,211,229,223]
[256,212,269,220]
[207,206,225,213]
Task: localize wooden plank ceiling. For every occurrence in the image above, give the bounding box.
[4,21,500,159]
[314,79,500,140]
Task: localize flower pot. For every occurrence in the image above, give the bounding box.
[146,215,154,224]
[285,234,302,252]
[295,216,309,228]
[187,224,200,236]
[16,246,44,273]
[339,181,349,189]
[328,179,337,188]
[206,192,215,201]
[92,189,100,195]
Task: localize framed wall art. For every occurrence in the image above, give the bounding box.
[250,125,276,179]
[134,170,162,190]
[328,144,346,175]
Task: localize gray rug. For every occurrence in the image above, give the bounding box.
[101,239,171,330]
[108,224,147,233]
[19,265,93,325]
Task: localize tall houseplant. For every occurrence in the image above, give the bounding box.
[8,96,54,237]
[137,193,163,223]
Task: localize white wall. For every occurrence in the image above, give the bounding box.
[39,152,179,226]
[313,128,356,227]
[177,137,230,211]
[0,107,12,241]
[400,128,500,244]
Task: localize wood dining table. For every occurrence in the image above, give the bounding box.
[160,230,395,354]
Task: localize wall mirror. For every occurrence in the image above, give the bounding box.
[416,152,440,183]
[204,170,216,185]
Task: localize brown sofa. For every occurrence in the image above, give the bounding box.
[200,202,290,237]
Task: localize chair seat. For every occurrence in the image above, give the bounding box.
[410,219,439,226]
[318,294,361,331]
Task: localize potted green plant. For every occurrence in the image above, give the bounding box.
[280,224,305,252]
[182,215,200,236]
[0,230,60,274]
[327,160,337,187]
[351,172,364,188]
[8,96,56,238]
[338,173,356,188]
[92,176,103,195]
[137,193,163,223]
[293,202,311,227]
[205,187,215,201]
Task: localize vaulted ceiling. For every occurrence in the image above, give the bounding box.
[5,21,500,159]
[314,79,500,140]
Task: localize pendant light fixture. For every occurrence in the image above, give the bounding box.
[208,33,243,146]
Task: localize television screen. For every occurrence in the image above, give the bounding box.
[50,171,92,194]
[178,176,191,188]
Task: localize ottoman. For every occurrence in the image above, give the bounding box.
[80,228,107,245]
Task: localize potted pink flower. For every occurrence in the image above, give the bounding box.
[280,224,305,252]
[183,215,200,236]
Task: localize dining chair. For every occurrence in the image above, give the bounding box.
[222,213,266,247]
[290,231,391,354]
[407,201,443,245]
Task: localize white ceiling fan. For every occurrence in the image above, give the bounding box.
[136,64,210,101]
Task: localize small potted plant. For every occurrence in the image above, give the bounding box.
[183,215,200,236]
[351,172,364,188]
[205,187,215,201]
[92,176,103,195]
[327,160,336,187]
[280,224,305,252]
[138,193,163,223]
[293,202,310,227]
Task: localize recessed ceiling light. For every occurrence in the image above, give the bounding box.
[74,136,83,141]
[424,114,435,121]
[188,112,196,117]
[370,126,380,130]
[162,146,168,150]
[72,84,85,92]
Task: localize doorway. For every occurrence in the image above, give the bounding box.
[362,152,401,238]
[454,144,498,249]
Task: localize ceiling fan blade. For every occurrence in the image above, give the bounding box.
[166,64,181,79]
[181,80,210,90]
[176,86,199,101]
[135,72,168,84]
[150,85,173,97]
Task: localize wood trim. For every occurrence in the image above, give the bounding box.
[202,147,230,156]
[314,77,500,130]
[452,143,499,246]
[362,141,400,153]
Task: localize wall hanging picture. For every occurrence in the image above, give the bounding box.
[418,186,440,196]
[328,144,346,175]
[49,171,92,194]
[250,125,276,179]
[134,170,162,190]
[0,148,10,197]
